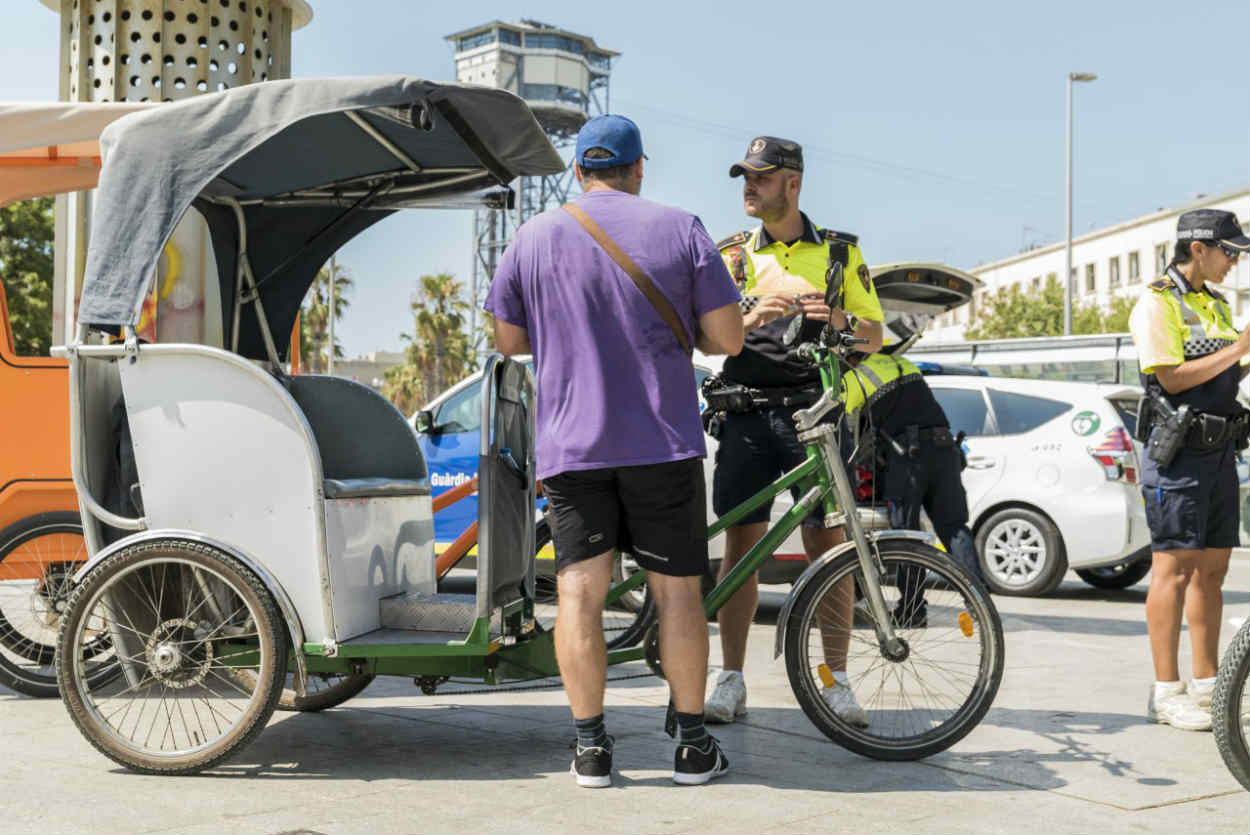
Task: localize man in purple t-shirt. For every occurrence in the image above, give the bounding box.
[485,115,743,788]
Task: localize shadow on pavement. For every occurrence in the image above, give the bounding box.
[102,702,1160,795]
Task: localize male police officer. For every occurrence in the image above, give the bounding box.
[1129,208,1250,732]
[840,314,986,627]
[705,136,884,725]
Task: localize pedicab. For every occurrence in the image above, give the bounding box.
[53,76,1003,775]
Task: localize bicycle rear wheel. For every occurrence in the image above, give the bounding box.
[1213,619,1250,790]
[783,538,1004,760]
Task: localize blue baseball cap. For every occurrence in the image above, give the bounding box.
[575,114,646,169]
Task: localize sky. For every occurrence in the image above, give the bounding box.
[3,0,1248,358]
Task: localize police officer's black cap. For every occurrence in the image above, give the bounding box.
[1177,209,1250,251]
[729,136,804,178]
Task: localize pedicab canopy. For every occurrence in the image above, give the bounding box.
[75,76,566,360]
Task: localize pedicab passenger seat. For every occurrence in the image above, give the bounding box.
[285,375,428,497]
[475,356,537,617]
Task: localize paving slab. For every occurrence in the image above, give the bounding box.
[2,555,1248,834]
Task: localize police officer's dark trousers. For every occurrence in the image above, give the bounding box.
[882,441,981,621]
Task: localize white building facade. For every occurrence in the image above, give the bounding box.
[929,187,1250,343]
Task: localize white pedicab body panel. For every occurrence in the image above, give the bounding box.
[118,344,335,643]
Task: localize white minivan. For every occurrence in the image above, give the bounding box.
[921,375,1150,595]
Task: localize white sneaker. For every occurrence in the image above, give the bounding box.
[1187,679,1215,711]
[705,671,746,724]
[822,680,869,728]
[1147,687,1211,731]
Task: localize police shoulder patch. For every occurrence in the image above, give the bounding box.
[716,230,750,250]
[1148,278,1172,292]
[822,229,859,246]
[857,262,871,291]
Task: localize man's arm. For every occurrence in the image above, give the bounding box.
[492,316,532,357]
[696,301,744,356]
[853,318,884,353]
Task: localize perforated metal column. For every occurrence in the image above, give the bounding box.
[51,0,309,103]
[42,0,311,344]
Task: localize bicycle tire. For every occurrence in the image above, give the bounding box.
[783,538,1004,761]
[0,512,115,697]
[57,539,287,774]
[1213,619,1250,791]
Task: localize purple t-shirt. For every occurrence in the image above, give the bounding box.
[484,190,740,480]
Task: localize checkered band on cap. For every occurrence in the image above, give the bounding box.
[1183,337,1235,359]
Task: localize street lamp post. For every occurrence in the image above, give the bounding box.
[1065,71,1097,335]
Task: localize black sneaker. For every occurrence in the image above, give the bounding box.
[570,735,613,788]
[893,602,927,629]
[673,736,729,785]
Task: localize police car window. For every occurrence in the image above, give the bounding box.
[433,382,482,435]
[930,387,995,437]
[987,389,1072,435]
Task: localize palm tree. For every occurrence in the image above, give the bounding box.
[383,273,477,413]
[300,261,354,373]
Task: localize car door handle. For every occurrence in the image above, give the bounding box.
[965,456,997,470]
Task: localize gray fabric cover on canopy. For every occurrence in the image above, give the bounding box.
[76,76,565,359]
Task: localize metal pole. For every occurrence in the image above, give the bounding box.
[327,253,336,375]
[1064,75,1073,336]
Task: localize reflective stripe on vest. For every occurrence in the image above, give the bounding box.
[1166,267,1235,359]
[851,356,922,412]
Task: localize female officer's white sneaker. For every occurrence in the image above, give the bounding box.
[1147,684,1211,731]
[705,670,746,724]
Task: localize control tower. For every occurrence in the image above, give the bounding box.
[445,20,617,345]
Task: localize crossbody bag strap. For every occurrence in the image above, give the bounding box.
[562,202,692,355]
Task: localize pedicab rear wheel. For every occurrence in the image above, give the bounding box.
[56,539,286,774]
[235,668,374,712]
[783,539,1004,761]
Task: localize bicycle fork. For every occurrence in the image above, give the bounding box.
[795,420,907,661]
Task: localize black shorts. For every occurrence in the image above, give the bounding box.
[542,458,708,577]
[1141,442,1240,551]
[711,408,823,527]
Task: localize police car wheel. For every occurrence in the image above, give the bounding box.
[1074,550,1152,591]
[975,508,1067,597]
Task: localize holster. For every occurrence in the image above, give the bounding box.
[1146,399,1193,468]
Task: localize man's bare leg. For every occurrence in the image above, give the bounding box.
[554,551,614,718]
[715,522,768,671]
[802,525,851,671]
[648,573,709,712]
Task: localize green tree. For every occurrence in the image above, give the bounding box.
[384,272,477,414]
[299,261,353,373]
[0,197,55,356]
[964,274,1106,340]
[1101,294,1134,333]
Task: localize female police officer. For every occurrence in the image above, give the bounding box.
[1128,208,1250,731]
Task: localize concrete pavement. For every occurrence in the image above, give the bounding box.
[2,556,1247,834]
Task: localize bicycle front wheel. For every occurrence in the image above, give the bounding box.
[783,538,1004,760]
[1213,619,1250,790]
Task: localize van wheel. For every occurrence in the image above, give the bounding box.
[976,508,1067,596]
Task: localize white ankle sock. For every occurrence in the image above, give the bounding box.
[1154,680,1185,700]
[720,669,743,683]
[1189,676,1216,693]
[832,670,850,686]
